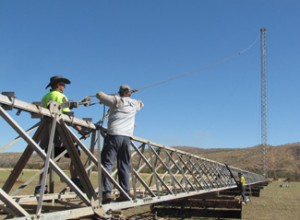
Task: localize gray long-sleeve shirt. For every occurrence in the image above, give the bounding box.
[96,92,144,137]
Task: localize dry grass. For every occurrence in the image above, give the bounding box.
[242,179,300,220]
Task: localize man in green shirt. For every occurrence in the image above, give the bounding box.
[42,75,71,112]
[36,75,84,194]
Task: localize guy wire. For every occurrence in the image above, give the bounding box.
[88,34,260,98]
[136,34,260,92]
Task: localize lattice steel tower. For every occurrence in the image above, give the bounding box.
[260,27,267,177]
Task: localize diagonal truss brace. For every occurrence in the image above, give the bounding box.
[0,93,268,219]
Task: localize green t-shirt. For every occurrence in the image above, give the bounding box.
[41,90,70,113]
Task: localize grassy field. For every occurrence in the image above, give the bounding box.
[0,169,299,219]
[242,179,300,220]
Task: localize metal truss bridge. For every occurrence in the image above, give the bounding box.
[0,93,268,219]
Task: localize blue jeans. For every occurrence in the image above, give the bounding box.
[240,185,246,201]
[101,135,131,194]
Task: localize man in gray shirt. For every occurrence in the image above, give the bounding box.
[96,85,144,203]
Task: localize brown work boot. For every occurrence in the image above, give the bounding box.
[102,193,112,204]
[116,192,133,202]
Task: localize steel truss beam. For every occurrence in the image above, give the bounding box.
[0,93,268,219]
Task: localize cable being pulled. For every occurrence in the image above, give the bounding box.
[87,33,260,100]
[135,33,260,92]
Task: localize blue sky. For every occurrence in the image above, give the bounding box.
[1,0,300,152]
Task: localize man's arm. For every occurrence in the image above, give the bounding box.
[96,92,117,107]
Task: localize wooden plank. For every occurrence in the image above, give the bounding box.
[153,207,242,219]
[162,198,241,209]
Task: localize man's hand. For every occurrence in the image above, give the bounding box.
[69,101,79,109]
